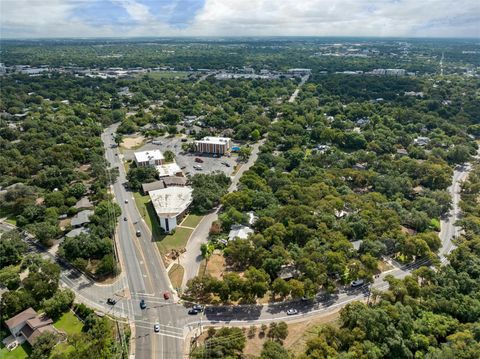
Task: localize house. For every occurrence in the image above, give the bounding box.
[352,163,367,171]
[65,227,90,238]
[278,264,301,280]
[396,148,409,157]
[74,196,93,209]
[134,150,164,167]
[195,137,231,155]
[71,209,93,228]
[228,224,253,241]
[155,162,183,178]
[149,186,193,233]
[413,137,430,146]
[4,308,56,347]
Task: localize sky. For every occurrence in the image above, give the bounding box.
[1,0,479,39]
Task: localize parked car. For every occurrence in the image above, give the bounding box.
[286,309,298,315]
[154,324,160,332]
[123,217,127,221]
[136,230,141,237]
[195,157,204,163]
[188,309,199,315]
[193,304,203,312]
[181,138,188,142]
[107,298,116,305]
[222,162,231,167]
[180,166,187,169]
[140,299,146,309]
[350,279,365,288]
[163,292,170,300]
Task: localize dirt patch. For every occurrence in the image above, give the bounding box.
[378,260,394,272]
[241,310,341,358]
[121,135,145,149]
[59,218,71,230]
[205,252,227,279]
[35,197,44,205]
[77,164,91,173]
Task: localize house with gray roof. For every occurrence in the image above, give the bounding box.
[71,209,94,228]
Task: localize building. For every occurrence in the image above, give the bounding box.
[134,150,164,167]
[228,224,254,241]
[149,187,193,233]
[65,227,90,238]
[195,137,231,154]
[155,162,183,178]
[71,209,93,228]
[141,176,187,194]
[413,137,430,146]
[4,308,56,348]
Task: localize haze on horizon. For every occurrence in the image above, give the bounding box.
[1,0,479,40]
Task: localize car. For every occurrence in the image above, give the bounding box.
[350,279,365,288]
[123,217,127,221]
[222,162,231,167]
[286,309,298,315]
[181,138,188,142]
[163,292,170,300]
[136,230,141,237]
[140,299,146,309]
[195,157,204,163]
[180,166,187,169]
[115,153,118,156]
[124,199,128,203]
[154,324,160,332]
[107,298,116,305]
[193,304,203,312]
[188,309,199,315]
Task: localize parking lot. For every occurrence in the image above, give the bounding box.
[122,135,238,177]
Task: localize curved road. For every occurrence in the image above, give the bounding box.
[4,77,474,358]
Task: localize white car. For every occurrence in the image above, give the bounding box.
[154,324,160,332]
[286,309,298,315]
[124,199,128,203]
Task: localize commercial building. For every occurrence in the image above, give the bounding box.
[134,150,164,167]
[149,186,193,233]
[195,137,231,154]
[155,162,183,178]
[141,176,187,194]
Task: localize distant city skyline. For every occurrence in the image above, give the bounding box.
[1,0,479,39]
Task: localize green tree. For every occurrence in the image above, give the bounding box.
[30,332,59,359]
[260,340,290,359]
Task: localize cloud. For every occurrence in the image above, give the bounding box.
[0,0,479,38]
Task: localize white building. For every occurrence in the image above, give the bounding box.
[228,224,254,241]
[155,162,183,178]
[195,137,231,154]
[134,150,164,167]
[149,187,193,233]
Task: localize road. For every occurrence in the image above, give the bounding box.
[179,75,310,287]
[102,124,185,359]
[2,70,474,358]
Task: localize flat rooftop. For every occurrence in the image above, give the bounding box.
[156,162,182,177]
[134,149,164,163]
[149,186,193,218]
[196,136,231,145]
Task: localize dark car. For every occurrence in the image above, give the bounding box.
[188,309,199,315]
[181,138,188,142]
[195,157,204,163]
[136,230,141,237]
[140,299,146,309]
[107,298,116,305]
[163,292,170,300]
[193,304,203,312]
[123,217,127,221]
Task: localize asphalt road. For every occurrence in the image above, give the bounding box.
[3,74,473,358]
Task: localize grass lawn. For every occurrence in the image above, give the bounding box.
[133,192,163,240]
[54,311,83,335]
[156,227,193,254]
[0,343,31,359]
[0,208,17,226]
[180,214,203,228]
[168,264,184,289]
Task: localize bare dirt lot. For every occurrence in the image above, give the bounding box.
[121,135,145,149]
